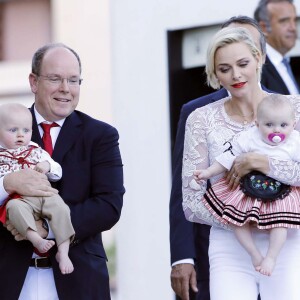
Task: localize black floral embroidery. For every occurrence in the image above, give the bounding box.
[240,171,291,202]
[249,174,282,192]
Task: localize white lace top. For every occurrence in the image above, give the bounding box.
[182,94,300,228]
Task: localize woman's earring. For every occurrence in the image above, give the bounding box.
[257,64,261,71]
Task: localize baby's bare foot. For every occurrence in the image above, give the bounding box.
[56,252,74,274]
[259,256,276,276]
[34,239,55,253]
[251,253,263,271]
[255,265,262,272]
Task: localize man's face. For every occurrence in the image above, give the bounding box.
[265,1,297,55]
[29,47,81,122]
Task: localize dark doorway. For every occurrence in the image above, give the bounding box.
[167,28,214,153]
[290,56,300,87]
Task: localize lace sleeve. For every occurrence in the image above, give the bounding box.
[268,158,300,186]
[182,108,229,229]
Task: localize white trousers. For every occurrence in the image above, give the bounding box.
[209,227,300,300]
[18,267,59,300]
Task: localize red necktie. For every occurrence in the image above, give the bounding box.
[40,123,59,156]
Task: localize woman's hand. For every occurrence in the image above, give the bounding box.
[225,152,270,190]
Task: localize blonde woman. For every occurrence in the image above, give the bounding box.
[182,27,300,300]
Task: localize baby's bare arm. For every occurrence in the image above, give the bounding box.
[194,161,226,182]
[34,161,51,174]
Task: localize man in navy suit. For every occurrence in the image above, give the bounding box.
[0,43,124,299]
[170,16,267,300]
[254,0,299,94]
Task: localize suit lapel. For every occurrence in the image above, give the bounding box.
[217,88,228,99]
[264,56,289,94]
[30,106,43,147]
[210,88,228,103]
[30,105,82,164]
[52,112,82,164]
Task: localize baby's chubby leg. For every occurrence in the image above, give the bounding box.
[233,223,263,270]
[55,239,74,275]
[259,227,287,276]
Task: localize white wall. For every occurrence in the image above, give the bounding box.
[111,0,300,299]
[52,0,113,123]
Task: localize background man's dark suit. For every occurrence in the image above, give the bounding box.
[0,106,125,300]
[170,88,228,300]
[261,56,291,94]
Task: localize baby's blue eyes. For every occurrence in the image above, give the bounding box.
[8,128,30,133]
[265,123,288,127]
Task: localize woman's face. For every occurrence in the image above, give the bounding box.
[214,42,260,97]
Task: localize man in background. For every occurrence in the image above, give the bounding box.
[254,0,299,94]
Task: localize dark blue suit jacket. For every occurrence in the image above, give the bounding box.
[0,107,125,300]
[261,55,295,95]
[169,88,228,272]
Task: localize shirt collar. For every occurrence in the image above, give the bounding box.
[266,43,287,66]
[34,106,65,127]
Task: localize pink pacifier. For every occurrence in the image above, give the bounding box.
[268,133,285,143]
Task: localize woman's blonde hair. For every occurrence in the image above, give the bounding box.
[205,27,262,89]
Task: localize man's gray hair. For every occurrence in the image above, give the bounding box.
[31,43,82,75]
[254,0,294,32]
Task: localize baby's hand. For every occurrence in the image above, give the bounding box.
[193,170,208,182]
[34,161,51,174]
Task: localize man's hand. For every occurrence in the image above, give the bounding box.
[4,219,48,240]
[4,220,25,241]
[171,263,198,300]
[3,169,58,197]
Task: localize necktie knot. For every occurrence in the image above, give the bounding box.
[282,57,290,68]
[40,122,59,156]
[41,122,58,133]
